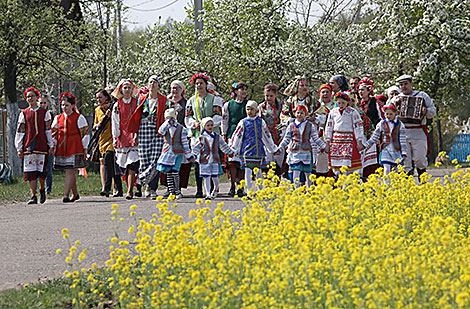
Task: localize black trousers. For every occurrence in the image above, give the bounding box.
[104,151,123,193]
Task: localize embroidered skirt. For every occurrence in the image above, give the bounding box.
[54,154,87,170]
[380,143,403,165]
[329,131,362,171]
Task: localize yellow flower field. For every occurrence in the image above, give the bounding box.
[63,166,470,307]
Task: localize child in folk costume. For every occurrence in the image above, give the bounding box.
[222,82,248,197]
[15,87,55,204]
[111,79,140,200]
[157,109,194,199]
[51,93,89,203]
[258,84,284,176]
[231,101,280,195]
[363,105,407,175]
[279,105,329,188]
[325,92,365,176]
[192,117,235,200]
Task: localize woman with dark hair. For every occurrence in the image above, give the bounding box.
[127,75,167,199]
[94,88,123,197]
[52,92,89,203]
[222,81,248,196]
[357,77,383,180]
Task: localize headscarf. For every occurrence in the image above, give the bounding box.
[357,77,374,97]
[149,75,161,86]
[246,100,258,111]
[376,95,388,103]
[318,84,332,96]
[24,87,40,99]
[112,79,138,100]
[283,76,306,96]
[331,75,350,91]
[200,117,214,134]
[385,86,401,97]
[164,108,178,120]
[167,80,186,100]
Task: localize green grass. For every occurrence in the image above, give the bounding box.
[0,170,103,203]
[0,278,76,308]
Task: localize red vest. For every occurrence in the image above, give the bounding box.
[127,92,166,134]
[55,112,84,157]
[290,121,313,152]
[198,134,220,164]
[162,125,184,154]
[22,107,49,154]
[116,97,138,148]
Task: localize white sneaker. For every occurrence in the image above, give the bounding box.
[145,186,151,198]
[175,193,183,200]
[211,189,219,199]
[150,190,157,200]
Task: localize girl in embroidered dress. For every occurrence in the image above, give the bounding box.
[279,105,328,188]
[325,92,365,176]
[185,73,224,198]
[127,75,167,199]
[222,82,248,197]
[315,84,336,178]
[157,109,194,199]
[51,93,89,203]
[192,117,234,200]
[15,87,55,204]
[231,101,279,196]
[111,79,139,199]
[258,84,284,176]
[363,105,407,175]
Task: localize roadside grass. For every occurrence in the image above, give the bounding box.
[0,166,228,203]
[0,171,102,204]
[0,277,76,308]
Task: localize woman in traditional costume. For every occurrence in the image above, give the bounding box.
[127,75,167,199]
[185,73,224,198]
[111,79,139,199]
[51,92,89,203]
[15,87,54,204]
[222,82,248,196]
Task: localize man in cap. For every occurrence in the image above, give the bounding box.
[395,74,436,181]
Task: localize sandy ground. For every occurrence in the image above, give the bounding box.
[0,168,462,291]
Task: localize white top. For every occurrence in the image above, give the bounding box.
[324,107,364,146]
[15,107,54,150]
[230,116,278,155]
[51,113,90,149]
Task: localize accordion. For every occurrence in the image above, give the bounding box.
[398,96,424,124]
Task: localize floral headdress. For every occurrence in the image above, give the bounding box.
[231,81,248,98]
[23,87,40,99]
[59,92,76,104]
[333,92,352,102]
[190,72,210,84]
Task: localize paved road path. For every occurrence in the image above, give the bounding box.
[0,168,462,291]
[0,183,244,291]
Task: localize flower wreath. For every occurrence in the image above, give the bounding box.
[23,87,41,99]
[190,72,210,84]
[59,92,76,104]
[334,92,352,102]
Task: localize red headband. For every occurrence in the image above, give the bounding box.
[24,87,40,100]
[376,94,388,102]
[190,72,210,84]
[295,105,308,115]
[383,105,397,112]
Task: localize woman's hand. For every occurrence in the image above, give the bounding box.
[18,150,24,159]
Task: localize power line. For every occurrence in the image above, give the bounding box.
[127,0,180,12]
[127,0,159,8]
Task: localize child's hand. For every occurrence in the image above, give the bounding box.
[357,143,365,151]
[18,150,24,159]
[274,150,280,156]
[324,144,330,153]
[228,152,234,158]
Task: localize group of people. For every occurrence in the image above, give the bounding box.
[15,72,435,204]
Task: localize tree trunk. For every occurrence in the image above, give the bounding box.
[4,53,21,176]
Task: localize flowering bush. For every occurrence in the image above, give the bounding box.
[62,166,470,307]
